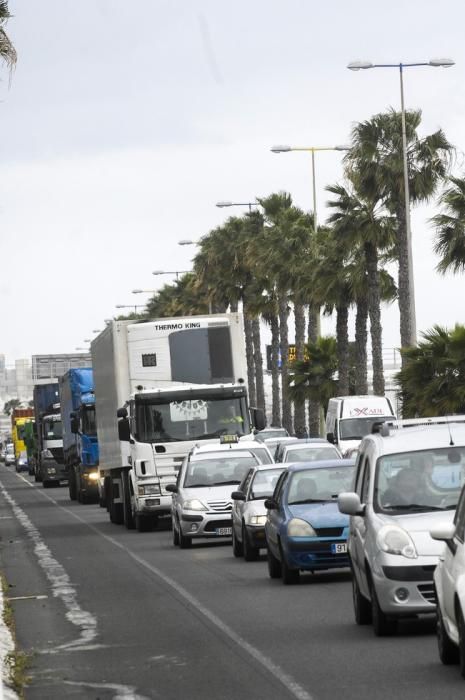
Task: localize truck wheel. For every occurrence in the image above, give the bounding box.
[135,514,151,532]
[122,472,135,530]
[43,481,51,489]
[69,472,77,501]
[109,478,124,525]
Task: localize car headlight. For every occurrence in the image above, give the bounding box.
[249,515,267,526]
[376,525,418,559]
[183,499,208,512]
[287,518,317,537]
[47,467,56,475]
[138,484,161,496]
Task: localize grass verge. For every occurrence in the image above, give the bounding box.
[1,575,32,698]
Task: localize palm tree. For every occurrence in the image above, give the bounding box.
[326,183,397,395]
[431,175,465,274]
[0,2,16,76]
[288,337,338,422]
[345,109,453,349]
[3,398,20,416]
[397,324,465,417]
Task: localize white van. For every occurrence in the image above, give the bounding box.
[325,395,396,456]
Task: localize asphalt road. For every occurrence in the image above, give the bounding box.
[0,464,464,700]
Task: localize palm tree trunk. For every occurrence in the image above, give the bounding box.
[270,313,281,426]
[365,242,385,395]
[293,301,307,436]
[354,297,368,394]
[396,205,413,352]
[307,304,321,436]
[252,317,266,415]
[279,296,293,434]
[336,302,350,396]
[244,313,256,407]
[230,300,238,312]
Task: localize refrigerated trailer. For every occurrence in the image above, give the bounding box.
[91,313,264,531]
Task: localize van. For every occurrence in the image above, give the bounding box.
[325,395,395,455]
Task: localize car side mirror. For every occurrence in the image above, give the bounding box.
[231,491,245,501]
[326,432,335,444]
[165,483,178,494]
[264,498,277,510]
[431,523,457,555]
[338,492,364,516]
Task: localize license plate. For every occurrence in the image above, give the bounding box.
[331,543,347,554]
[216,527,232,536]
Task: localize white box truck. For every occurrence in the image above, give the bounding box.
[325,395,396,456]
[91,313,264,531]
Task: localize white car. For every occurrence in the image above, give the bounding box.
[338,421,465,636]
[200,439,274,464]
[231,463,286,560]
[431,487,465,678]
[167,447,260,548]
[278,440,342,463]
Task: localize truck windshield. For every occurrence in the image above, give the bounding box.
[43,420,62,440]
[339,416,394,441]
[82,407,97,436]
[135,395,250,443]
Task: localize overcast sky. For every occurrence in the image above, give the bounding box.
[1,0,464,364]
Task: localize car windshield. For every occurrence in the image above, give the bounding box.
[374,447,465,514]
[285,446,341,462]
[250,467,286,499]
[257,429,288,441]
[184,454,259,487]
[288,465,355,504]
[248,447,273,465]
[339,416,394,440]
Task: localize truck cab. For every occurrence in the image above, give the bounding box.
[38,413,67,487]
[326,395,396,456]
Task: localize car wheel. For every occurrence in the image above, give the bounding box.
[280,544,299,585]
[352,573,372,625]
[371,581,396,636]
[179,529,192,549]
[232,525,243,558]
[457,604,465,678]
[437,602,459,665]
[267,545,282,579]
[172,518,180,546]
[243,524,259,562]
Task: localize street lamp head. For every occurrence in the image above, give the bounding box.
[152,270,164,275]
[429,57,455,68]
[347,61,373,71]
[84,339,91,343]
[178,239,195,246]
[132,289,143,294]
[270,145,291,153]
[115,305,125,309]
[334,144,351,151]
[92,329,101,333]
[215,201,233,208]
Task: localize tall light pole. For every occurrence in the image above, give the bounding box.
[152,270,189,280]
[270,144,349,236]
[132,289,158,294]
[347,58,455,345]
[216,200,259,214]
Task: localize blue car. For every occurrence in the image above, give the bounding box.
[265,459,355,584]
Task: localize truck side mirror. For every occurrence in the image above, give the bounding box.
[118,417,130,442]
[117,407,128,419]
[326,432,335,444]
[70,415,79,434]
[251,408,266,432]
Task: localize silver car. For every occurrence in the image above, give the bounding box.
[167,449,260,548]
[231,464,286,561]
[279,440,342,463]
[338,422,465,636]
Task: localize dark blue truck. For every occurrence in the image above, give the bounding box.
[32,382,66,487]
[59,368,99,504]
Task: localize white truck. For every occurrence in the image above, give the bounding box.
[91,313,264,531]
[325,395,396,456]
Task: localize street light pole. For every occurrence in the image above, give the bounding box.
[347,57,454,345]
[216,200,259,214]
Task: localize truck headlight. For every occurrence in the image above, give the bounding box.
[183,499,207,512]
[85,472,99,481]
[287,518,316,537]
[250,515,267,526]
[376,525,418,559]
[47,467,56,475]
[138,484,161,496]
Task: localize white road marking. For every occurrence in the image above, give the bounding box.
[0,576,19,700]
[0,482,98,653]
[16,475,314,700]
[64,680,149,699]
[7,595,48,602]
